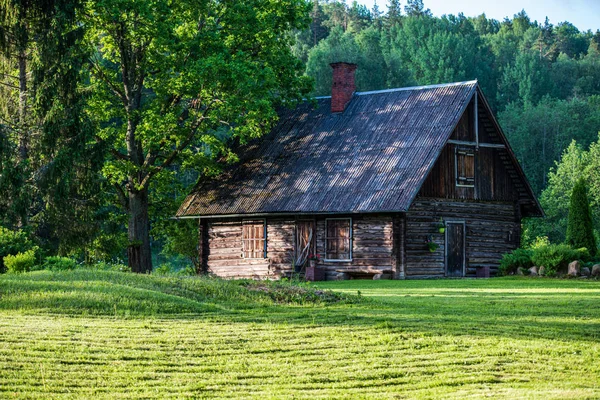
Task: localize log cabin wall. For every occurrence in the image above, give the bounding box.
[314,214,394,279]
[405,199,521,278]
[203,214,394,279]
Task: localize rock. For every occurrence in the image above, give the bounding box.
[336,272,350,281]
[373,273,392,280]
[528,266,538,276]
[517,267,525,276]
[581,267,591,277]
[592,264,600,277]
[568,260,581,277]
[538,266,546,276]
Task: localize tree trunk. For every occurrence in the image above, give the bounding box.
[127,188,153,273]
[18,44,28,162]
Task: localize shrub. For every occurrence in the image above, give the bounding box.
[531,244,589,277]
[87,261,130,272]
[154,264,173,275]
[5,250,37,273]
[40,256,78,272]
[566,178,597,256]
[499,248,533,276]
[0,227,35,273]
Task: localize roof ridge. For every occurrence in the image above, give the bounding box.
[356,80,478,96]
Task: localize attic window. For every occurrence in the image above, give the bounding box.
[455,148,475,187]
[325,218,352,261]
[242,220,266,259]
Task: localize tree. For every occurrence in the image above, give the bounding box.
[404,0,431,17]
[566,178,597,255]
[84,0,312,273]
[386,0,401,27]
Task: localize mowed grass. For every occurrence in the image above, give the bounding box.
[1,271,599,399]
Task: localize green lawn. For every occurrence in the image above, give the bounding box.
[1,271,599,399]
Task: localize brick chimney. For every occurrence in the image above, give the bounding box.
[330,62,357,113]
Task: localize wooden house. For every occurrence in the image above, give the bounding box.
[176,62,543,279]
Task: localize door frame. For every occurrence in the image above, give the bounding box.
[444,220,466,277]
[294,218,316,270]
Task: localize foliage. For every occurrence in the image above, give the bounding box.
[531,243,589,277]
[4,249,38,273]
[82,0,313,273]
[499,248,533,276]
[522,136,600,246]
[38,256,78,272]
[0,226,36,273]
[566,178,597,255]
[1,275,600,397]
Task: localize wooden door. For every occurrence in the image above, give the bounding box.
[295,220,315,272]
[446,222,465,277]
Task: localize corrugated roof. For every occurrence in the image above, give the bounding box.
[177,80,478,217]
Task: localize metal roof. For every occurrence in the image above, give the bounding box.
[177,81,481,217]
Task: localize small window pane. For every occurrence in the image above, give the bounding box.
[325,219,351,260]
[242,220,265,259]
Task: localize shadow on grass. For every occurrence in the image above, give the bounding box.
[1,271,599,343]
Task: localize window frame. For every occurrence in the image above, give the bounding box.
[241,219,267,259]
[324,217,353,262]
[455,147,475,188]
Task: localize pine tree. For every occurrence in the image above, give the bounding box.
[566,178,597,255]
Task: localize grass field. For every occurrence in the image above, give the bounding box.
[1,271,599,399]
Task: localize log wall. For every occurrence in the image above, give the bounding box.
[203,215,394,279]
[405,198,521,278]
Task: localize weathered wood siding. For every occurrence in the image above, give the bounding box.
[315,215,394,279]
[203,215,394,279]
[419,144,519,202]
[405,199,520,278]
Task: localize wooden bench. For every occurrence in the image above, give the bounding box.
[335,269,393,280]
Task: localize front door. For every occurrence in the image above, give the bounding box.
[446,222,465,277]
[295,220,316,272]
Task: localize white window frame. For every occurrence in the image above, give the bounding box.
[455,147,475,188]
[242,219,267,259]
[324,217,353,262]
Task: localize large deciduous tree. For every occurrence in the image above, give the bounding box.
[84,0,312,273]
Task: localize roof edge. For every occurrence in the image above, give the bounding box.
[306,80,479,100]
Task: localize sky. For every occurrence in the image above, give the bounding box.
[359,0,600,32]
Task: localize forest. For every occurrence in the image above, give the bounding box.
[0,0,599,272]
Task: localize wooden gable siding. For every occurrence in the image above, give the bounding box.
[419,103,519,202]
[419,144,519,201]
[203,215,394,279]
[405,199,520,278]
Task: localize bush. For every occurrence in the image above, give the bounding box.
[40,256,78,272]
[87,261,130,272]
[0,227,35,273]
[154,264,173,275]
[499,248,533,276]
[531,244,589,277]
[5,250,37,273]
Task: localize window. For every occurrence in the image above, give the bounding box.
[325,218,352,261]
[455,148,475,187]
[242,220,266,259]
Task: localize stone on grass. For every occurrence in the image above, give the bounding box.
[568,260,581,277]
[373,273,392,280]
[336,272,350,281]
[538,266,546,276]
[517,267,525,276]
[528,266,538,276]
[580,267,591,277]
[592,264,600,277]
